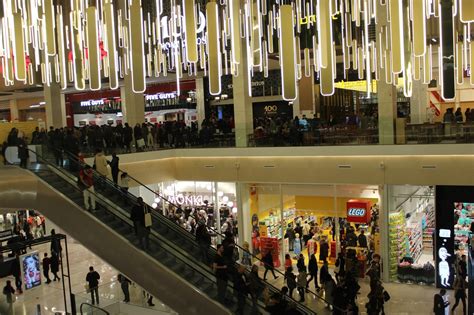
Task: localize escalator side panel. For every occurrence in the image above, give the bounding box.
[0,166,230,315]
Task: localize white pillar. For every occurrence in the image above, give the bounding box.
[233,41,253,147]
[9,99,19,122]
[380,185,390,283]
[236,182,250,251]
[410,80,428,123]
[195,77,206,127]
[121,73,145,127]
[44,83,66,128]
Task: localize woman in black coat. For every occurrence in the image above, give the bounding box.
[263,251,278,280]
[307,254,320,290]
[50,253,60,281]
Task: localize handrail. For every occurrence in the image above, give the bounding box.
[80,302,110,315]
[58,148,340,313]
[29,149,269,313]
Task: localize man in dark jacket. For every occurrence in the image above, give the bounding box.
[86,266,101,305]
[131,197,145,236]
[433,289,448,315]
[195,221,211,263]
[109,153,120,184]
[17,137,29,168]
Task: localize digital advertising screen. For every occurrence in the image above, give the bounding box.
[435,186,474,290]
[20,251,42,290]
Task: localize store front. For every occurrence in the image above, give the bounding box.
[244,184,381,272]
[130,180,237,244]
[67,81,197,127]
[387,185,474,294]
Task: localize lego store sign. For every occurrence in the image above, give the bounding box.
[346,200,371,224]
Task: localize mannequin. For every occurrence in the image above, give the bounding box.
[293,233,302,257]
[307,235,318,256]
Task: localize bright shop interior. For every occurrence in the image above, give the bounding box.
[130,181,237,242]
[388,185,436,285]
[247,184,381,274]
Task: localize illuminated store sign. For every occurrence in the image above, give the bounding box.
[346,200,370,223]
[80,99,105,107]
[167,194,209,206]
[145,92,177,101]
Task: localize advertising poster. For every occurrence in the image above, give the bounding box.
[435,186,474,294]
[20,251,42,290]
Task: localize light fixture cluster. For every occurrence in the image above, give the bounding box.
[0,0,472,101]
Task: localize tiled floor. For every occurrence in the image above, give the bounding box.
[0,235,462,315]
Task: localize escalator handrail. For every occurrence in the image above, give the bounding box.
[80,302,110,315]
[30,150,270,313]
[62,149,338,313]
[53,148,340,312]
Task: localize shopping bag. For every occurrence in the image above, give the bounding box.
[144,212,152,227]
[137,138,145,148]
[84,284,90,293]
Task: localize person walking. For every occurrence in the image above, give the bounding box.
[86,266,101,305]
[80,165,96,211]
[109,153,120,185]
[11,255,22,294]
[434,289,449,315]
[213,244,228,304]
[118,274,131,303]
[50,253,60,281]
[263,250,279,280]
[3,280,15,306]
[42,253,51,284]
[452,276,467,315]
[297,268,307,302]
[319,236,329,263]
[307,253,320,291]
[334,252,346,284]
[285,266,297,298]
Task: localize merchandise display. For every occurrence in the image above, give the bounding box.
[389,188,436,284]
[454,202,474,257]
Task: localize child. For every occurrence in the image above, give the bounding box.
[241,242,252,266]
[285,253,293,271]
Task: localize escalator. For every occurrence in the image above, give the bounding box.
[38,149,333,314]
[0,164,244,314]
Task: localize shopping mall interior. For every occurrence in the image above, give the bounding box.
[0,0,473,314]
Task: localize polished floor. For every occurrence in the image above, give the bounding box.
[0,235,463,315]
[0,235,172,315]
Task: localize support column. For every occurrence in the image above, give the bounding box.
[233,42,253,147]
[195,77,206,127]
[379,185,390,283]
[121,73,145,127]
[44,83,66,128]
[410,80,428,123]
[9,99,19,122]
[236,182,251,252]
[376,1,396,144]
[377,81,397,144]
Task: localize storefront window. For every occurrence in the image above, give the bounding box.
[146,181,237,246]
[388,185,435,284]
[245,183,380,275]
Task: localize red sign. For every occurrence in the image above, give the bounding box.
[346,200,371,224]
